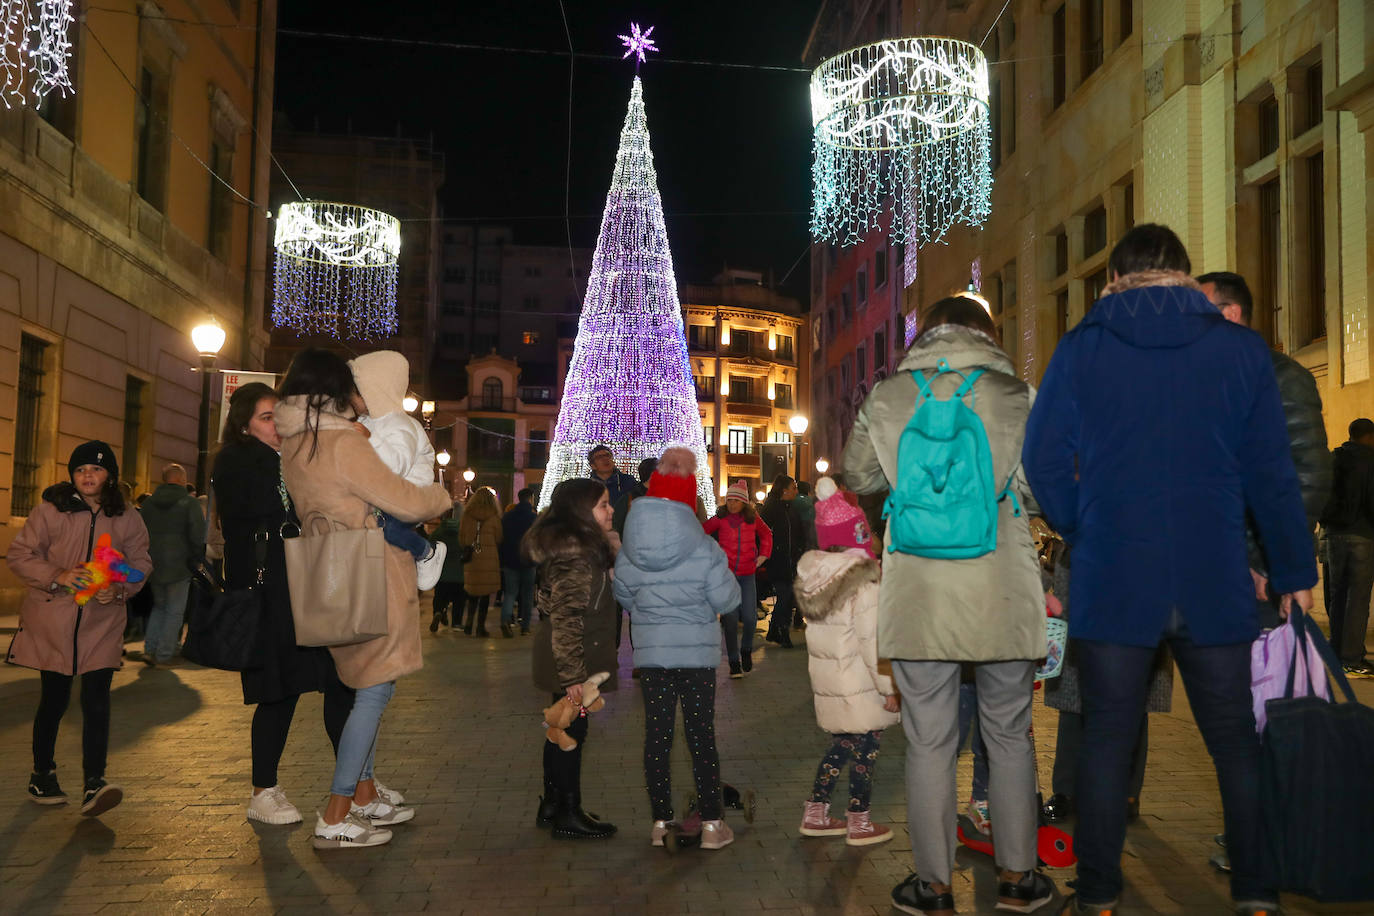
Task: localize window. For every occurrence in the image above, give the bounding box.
[1055,290,1070,340]
[1054,230,1069,277]
[826,370,836,398]
[1258,94,1280,158]
[521,330,541,345]
[772,431,792,444]
[773,383,793,409]
[856,344,867,382]
[12,335,48,515]
[1082,0,1104,80]
[481,377,504,410]
[519,386,553,403]
[134,66,171,211]
[688,324,717,350]
[1006,50,1017,155]
[990,28,1003,171]
[522,296,542,311]
[441,299,465,316]
[776,334,795,362]
[694,375,716,400]
[728,375,754,401]
[444,268,462,282]
[874,326,886,368]
[841,288,852,320]
[702,425,715,453]
[727,427,752,455]
[1302,61,1323,135]
[528,430,548,468]
[857,267,868,306]
[122,377,146,493]
[731,329,755,354]
[827,307,837,339]
[1003,315,1019,358]
[1085,269,1108,307]
[1084,205,1108,257]
[477,268,500,284]
[841,358,851,392]
[1305,153,1326,342]
[1052,5,1066,109]
[1122,181,1135,229]
[207,142,234,260]
[1120,0,1133,40]
[874,249,888,288]
[523,266,542,278]
[441,332,461,347]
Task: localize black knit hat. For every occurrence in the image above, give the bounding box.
[68,440,119,480]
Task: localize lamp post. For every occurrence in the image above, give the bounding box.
[815,457,830,476]
[436,448,450,489]
[462,467,475,500]
[190,321,226,495]
[788,413,809,482]
[421,400,436,431]
[402,394,419,414]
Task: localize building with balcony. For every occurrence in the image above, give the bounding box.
[263,126,445,393]
[0,2,277,610]
[895,0,1374,450]
[682,269,811,496]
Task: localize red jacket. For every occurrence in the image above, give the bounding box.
[703,511,773,577]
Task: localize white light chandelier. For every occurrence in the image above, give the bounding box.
[810,37,992,247]
[1,0,74,108]
[271,201,401,340]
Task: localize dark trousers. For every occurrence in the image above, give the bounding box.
[1325,533,1374,662]
[810,730,882,811]
[1075,631,1270,905]
[250,676,354,789]
[640,668,721,820]
[541,693,590,796]
[33,668,114,781]
[463,594,490,631]
[766,578,796,644]
[432,582,464,623]
[1051,708,1148,799]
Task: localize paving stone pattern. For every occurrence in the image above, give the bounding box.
[0,604,1369,915]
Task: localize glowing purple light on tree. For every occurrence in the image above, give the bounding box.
[618,22,658,65]
[537,75,715,512]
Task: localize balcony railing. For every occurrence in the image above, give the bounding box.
[473,396,517,412]
[518,387,555,404]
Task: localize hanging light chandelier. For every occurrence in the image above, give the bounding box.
[810,37,992,248]
[271,201,401,340]
[1,0,75,108]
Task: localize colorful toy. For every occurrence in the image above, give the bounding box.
[68,533,145,606]
[541,672,609,751]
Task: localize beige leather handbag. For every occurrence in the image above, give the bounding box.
[284,510,388,647]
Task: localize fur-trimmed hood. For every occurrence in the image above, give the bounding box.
[796,549,880,621]
[1085,269,1223,350]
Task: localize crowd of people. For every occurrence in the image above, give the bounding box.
[5,223,1369,915]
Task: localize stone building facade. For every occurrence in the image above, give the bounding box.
[0,1,277,608]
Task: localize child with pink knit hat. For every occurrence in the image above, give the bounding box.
[794,477,899,846]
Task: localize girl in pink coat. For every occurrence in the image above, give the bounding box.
[702,480,773,677]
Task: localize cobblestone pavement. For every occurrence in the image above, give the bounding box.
[0,602,1369,916]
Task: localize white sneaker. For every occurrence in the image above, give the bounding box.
[700,818,734,850]
[416,542,447,591]
[351,798,415,826]
[373,780,405,805]
[247,785,302,825]
[311,812,392,849]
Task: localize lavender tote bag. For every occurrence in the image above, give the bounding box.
[1251,616,1329,733]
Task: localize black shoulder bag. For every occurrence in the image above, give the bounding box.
[182,528,267,671]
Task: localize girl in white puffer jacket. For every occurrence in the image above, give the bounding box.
[795,477,901,846]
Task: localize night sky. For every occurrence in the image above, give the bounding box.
[273,1,821,304]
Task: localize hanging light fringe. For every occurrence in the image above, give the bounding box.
[271,201,401,340]
[811,37,992,247]
[1,0,74,108]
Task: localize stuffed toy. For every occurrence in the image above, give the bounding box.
[542,671,610,751]
[69,533,145,606]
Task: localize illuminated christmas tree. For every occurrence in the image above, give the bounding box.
[537,73,715,513]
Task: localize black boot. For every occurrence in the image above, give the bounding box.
[537,743,559,828]
[476,606,490,638]
[551,791,616,839]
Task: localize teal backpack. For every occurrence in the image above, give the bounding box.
[882,359,1020,559]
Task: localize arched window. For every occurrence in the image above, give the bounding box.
[481,377,504,410]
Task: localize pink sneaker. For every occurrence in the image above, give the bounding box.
[845,809,892,846]
[799,800,848,837]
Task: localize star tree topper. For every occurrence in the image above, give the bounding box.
[619,22,658,67]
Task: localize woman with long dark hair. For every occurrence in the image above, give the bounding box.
[275,348,452,850]
[760,473,804,648]
[7,441,151,816]
[212,382,355,826]
[527,477,619,839]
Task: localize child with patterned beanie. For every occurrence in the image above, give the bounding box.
[795,476,899,846]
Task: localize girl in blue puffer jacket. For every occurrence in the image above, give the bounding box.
[614,447,741,850]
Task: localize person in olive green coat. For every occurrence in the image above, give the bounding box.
[428,507,464,632]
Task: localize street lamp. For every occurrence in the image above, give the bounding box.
[436,448,450,488]
[755,489,766,502]
[190,320,226,495]
[421,400,436,430]
[462,468,475,484]
[788,413,809,482]
[815,457,830,475]
[402,394,419,414]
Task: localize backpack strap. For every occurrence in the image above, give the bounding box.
[910,369,934,400]
[953,368,985,402]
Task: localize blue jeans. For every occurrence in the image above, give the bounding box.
[956,681,990,802]
[500,566,536,628]
[380,512,429,561]
[144,579,191,663]
[330,682,395,797]
[720,572,757,665]
[1075,630,1271,905]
